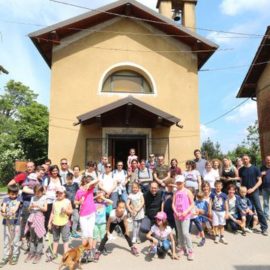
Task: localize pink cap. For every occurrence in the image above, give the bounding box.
[155,211,167,221]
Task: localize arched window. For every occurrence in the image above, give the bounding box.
[102,70,153,94]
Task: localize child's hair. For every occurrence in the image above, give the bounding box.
[33,184,44,194]
[227,184,236,191]
[73,165,80,171]
[214,180,223,187]
[239,186,247,193]
[8,184,19,194]
[202,182,211,190]
[132,182,140,189]
[186,160,196,170]
[36,165,45,173]
[66,172,74,180]
[117,200,126,207]
[80,176,87,186]
[196,191,204,200]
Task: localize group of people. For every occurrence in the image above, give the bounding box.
[0,148,269,267]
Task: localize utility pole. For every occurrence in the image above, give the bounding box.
[0,65,9,74]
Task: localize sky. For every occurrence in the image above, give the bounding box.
[0,0,269,152]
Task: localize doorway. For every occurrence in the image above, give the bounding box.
[108,135,147,169]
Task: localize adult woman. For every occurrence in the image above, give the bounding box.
[73,165,82,184]
[220,158,240,192]
[43,165,62,232]
[85,161,99,181]
[235,157,243,171]
[211,159,221,180]
[138,159,153,194]
[169,158,181,178]
[202,161,219,190]
[183,160,201,192]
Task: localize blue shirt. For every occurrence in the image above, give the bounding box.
[2,196,22,225]
[210,191,227,212]
[195,200,208,216]
[239,165,260,190]
[261,165,270,189]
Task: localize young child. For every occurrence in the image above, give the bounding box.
[64,172,80,238]
[126,182,145,244]
[93,191,113,260]
[24,185,47,264]
[190,191,207,247]
[48,186,73,260]
[127,148,138,169]
[237,186,259,233]
[209,180,228,244]
[146,211,178,259]
[0,185,21,267]
[172,175,194,261]
[75,176,99,263]
[95,200,139,260]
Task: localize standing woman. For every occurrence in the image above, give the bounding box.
[138,159,153,195]
[235,157,243,172]
[220,158,240,192]
[169,159,181,178]
[43,165,62,233]
[73,165,82,185]
[202,161,219,190]
[211,159,221,180]
[183,160,202,193]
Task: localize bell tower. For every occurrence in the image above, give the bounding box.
[156,0,198,31]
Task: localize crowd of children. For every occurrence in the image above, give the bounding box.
[0,148,269,267]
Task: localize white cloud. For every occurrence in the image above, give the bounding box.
[200,124,217,142]
[225,100,257,123]
[220,0,270,16]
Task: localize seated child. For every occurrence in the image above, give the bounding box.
[0,185,21,267]
[24,185,47,264]
[95,200,139,260]
[146,211,178,259]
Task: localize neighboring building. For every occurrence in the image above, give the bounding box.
[29,0,218,168]
[237,26,270,159]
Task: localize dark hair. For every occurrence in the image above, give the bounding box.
[87,161,95,167]
[73,165,80,171]
[194,149,201,155]
[155,218,168,227]
[170,158,178,166]
[36,165,45,172]
[8,185,19,194]
[49,165,59,173]
[140,159,146,164]
[186,160,196,170]
[196,191,204,200]
[215,180,223,186]
[202,182,211,189]
[117,200,126,207]
[34,184,44,194]
[81,176,87,186]
[66,172,74,180]
[227,184,236,191]
[131,159,138,164]
[45,159,51,164]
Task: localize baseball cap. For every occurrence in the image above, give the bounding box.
[175,175,185,183]
[56,186,66,193]
[155,211,167,221]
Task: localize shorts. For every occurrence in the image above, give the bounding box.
[212,211,226,226]
[93,224,106,241]
[52,223,70,243]
[80,213,95,239]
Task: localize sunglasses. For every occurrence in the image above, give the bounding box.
[61,163,67,165]
[117,165,123,166]
[106,166,111,168]
[156,218,162,222]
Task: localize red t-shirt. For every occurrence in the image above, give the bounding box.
[14,172,28,184]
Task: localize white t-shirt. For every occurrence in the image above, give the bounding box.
[183,170,200,190]
[202,169,218,188]
[99,172,116,193]
[30,195,47,213]
[150,225,172,241]
[73,175,82,185]
[112,169,127,191]
[109,209,127,224]
[128,192,145,220]
[44,178,62,204]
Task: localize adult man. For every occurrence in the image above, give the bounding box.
[239,155,268,236]
[59,158,72,184]
[8,161,35,186]
[153,155,170,188]
[140,182,163,233]
[194,149,207,176]
[261,155,270,221]
[97,156,108,174]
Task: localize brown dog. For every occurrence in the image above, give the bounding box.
[58,243,90,270]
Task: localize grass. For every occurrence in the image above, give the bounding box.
[0,186,7,193]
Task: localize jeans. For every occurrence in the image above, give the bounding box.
[140,216,152,234]
[29,227,43,255]
[190,217,203,233]
[71,208,80,232]
[21,201,31,238]
[175,219,192,252]
[247,191,268,231]
[262,188,270,220]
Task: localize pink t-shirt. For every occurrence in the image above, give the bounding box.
[174,188,192,221]
[75,187,96,217]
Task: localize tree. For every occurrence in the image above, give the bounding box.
[201,137,223,160]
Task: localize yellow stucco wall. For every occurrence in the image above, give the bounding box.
[49,18,200,169]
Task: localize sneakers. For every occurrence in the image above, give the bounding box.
[136,239,141,244]
[262,230,268,236]
[0,258,9,268]
[177,247,186,256]
[149,245,157,255]
[81,251,89,264]
[214,235,219,244]
[245,228,253,233]
[71,232,81,239]
[94,251,101,262]
[24,253,35,263]
[10,256,19,265]
[131,246,139,256]
[187,251,194,261]
[88,250,95,262]
[32,255,42,264]
[132,237,137,244]
[198,238,206,247]
[220,236,228,245]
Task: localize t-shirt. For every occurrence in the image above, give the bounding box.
[202,169,218,189]
[44,178,62,204]
[128,191,145,220]
[228,195,238,215]
[144,190,163,221]
[95,202,107,225]
[183,170,200,190]
[30,195,47,214]
[112,169,127,191]
[75,187,96,217]
[162,191,174,221]
[194,158,207,176]
[237,196,252,212]
[195,200,208,216]
[138,168,153,184]
[210,191,227,212]
[2,196,22,225]
[109,209,127,223]
[73,175,82,185]
[239,165,260,191]
[64,183,79,207]
[150,225,172,240]
[154,164,169,180]
[261,165,270,189]
[99,172,116,193]
[59,170,70,184]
